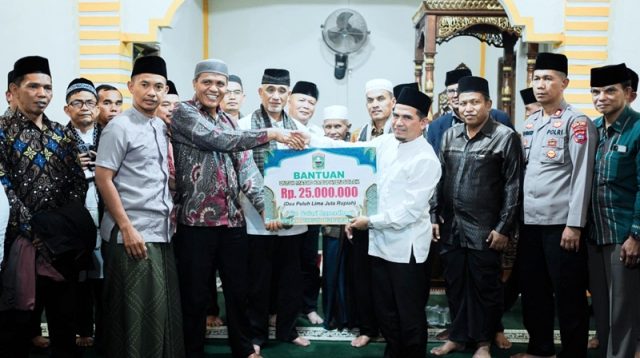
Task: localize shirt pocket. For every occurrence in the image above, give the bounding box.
[606,150,633,182]
[540,137,565,164]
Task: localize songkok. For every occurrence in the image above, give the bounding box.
[229,74,243,87]
[365,78,393,95]
[590,63,629,87]
[7,70,14,88]
[166,80,179,96]
[458,76,490,97]
[627,68,638,92]
[445,68,472,86]
[194,58,228,78]
[534,53,568,75]
[13,56,51,78]
[132,56,167,79]
[520,88,537,105]
[66,78,97,99]
[292,81,319,100]
[262,68,290,86]
[393,82,419,99]
[323,105,348,121]
[396,88,432,115]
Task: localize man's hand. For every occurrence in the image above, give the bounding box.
[560,226,581,252]
[350,216,369,230]
[487,230,508,251]
[267,129,307,150]
[78,152,96,171]
[121,225,147,260]
[262,211,283,232]
[290,130,310,147]
[265,221,283,231]
[345,225,353,240]
[432,224,440,242]
[620,236,640,267]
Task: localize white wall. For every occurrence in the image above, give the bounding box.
[0,0,78,124]
[159,0,204,98]
[209,0,421,129]
[121,0,177,35]
[209,0,514,128]
[431,36,505,113]
[505,0,564,41]
[608,0,640,112]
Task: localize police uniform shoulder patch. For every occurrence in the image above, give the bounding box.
[553,108,564,117]
[571,119,588,144]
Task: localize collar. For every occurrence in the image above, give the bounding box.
[596,105,631,133]
[456,116,495,139]
[129,106,157,121]
[191,98,221,118]
[371,125,385,138]
[452,111,463,124]
[369,117,392,137]
[398,135,426,151]
[260,105,287,123]
[548,100,569,118]
[13,109,52,128]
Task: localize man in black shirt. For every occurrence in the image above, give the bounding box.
[431,76,522,358]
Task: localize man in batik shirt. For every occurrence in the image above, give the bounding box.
[171,59,303,358]
[0,55,87,358]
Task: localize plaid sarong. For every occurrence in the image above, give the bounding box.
[102,229,184,358]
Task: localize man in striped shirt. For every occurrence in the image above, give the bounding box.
[587,63,640,358]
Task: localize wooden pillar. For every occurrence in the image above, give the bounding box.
[500,32,517,120]
[414,31,424,91]
[526,43,539,87]
[423,14,437,99]
[414,59,424,90]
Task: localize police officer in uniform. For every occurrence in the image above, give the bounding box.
[513,53,597,358]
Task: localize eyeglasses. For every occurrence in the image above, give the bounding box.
[227,90,243,96]
[68,100,97,109]
[446,88,459,95]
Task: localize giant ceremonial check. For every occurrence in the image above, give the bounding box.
[263,147,378,225]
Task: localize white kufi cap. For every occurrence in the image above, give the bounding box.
[365,78,393,94]
[323,105,349,121]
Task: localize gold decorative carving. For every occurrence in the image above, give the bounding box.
[437,16,522,39]
[425,0,503,11]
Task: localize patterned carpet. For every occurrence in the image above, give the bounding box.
[32,291,600,357]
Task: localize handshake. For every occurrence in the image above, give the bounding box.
[266,129,310,150]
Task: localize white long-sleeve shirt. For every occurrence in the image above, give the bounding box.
[310,133,441,263]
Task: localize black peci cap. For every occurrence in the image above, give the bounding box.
[396,87,432,115]
[534,53,568,75]
[131,56,167,79]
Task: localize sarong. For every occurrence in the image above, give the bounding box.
[102,228,184,358]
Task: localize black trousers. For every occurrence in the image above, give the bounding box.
[300,225,321,314]
[497,254,520,333]
[371,255,428,358]
[518,224,588,357]
[247,233,303,345]
[441,245,503,344]
[75,278,103,343]
[0,276,79,358]
[173,225,254,358]
[347,229,379,337]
